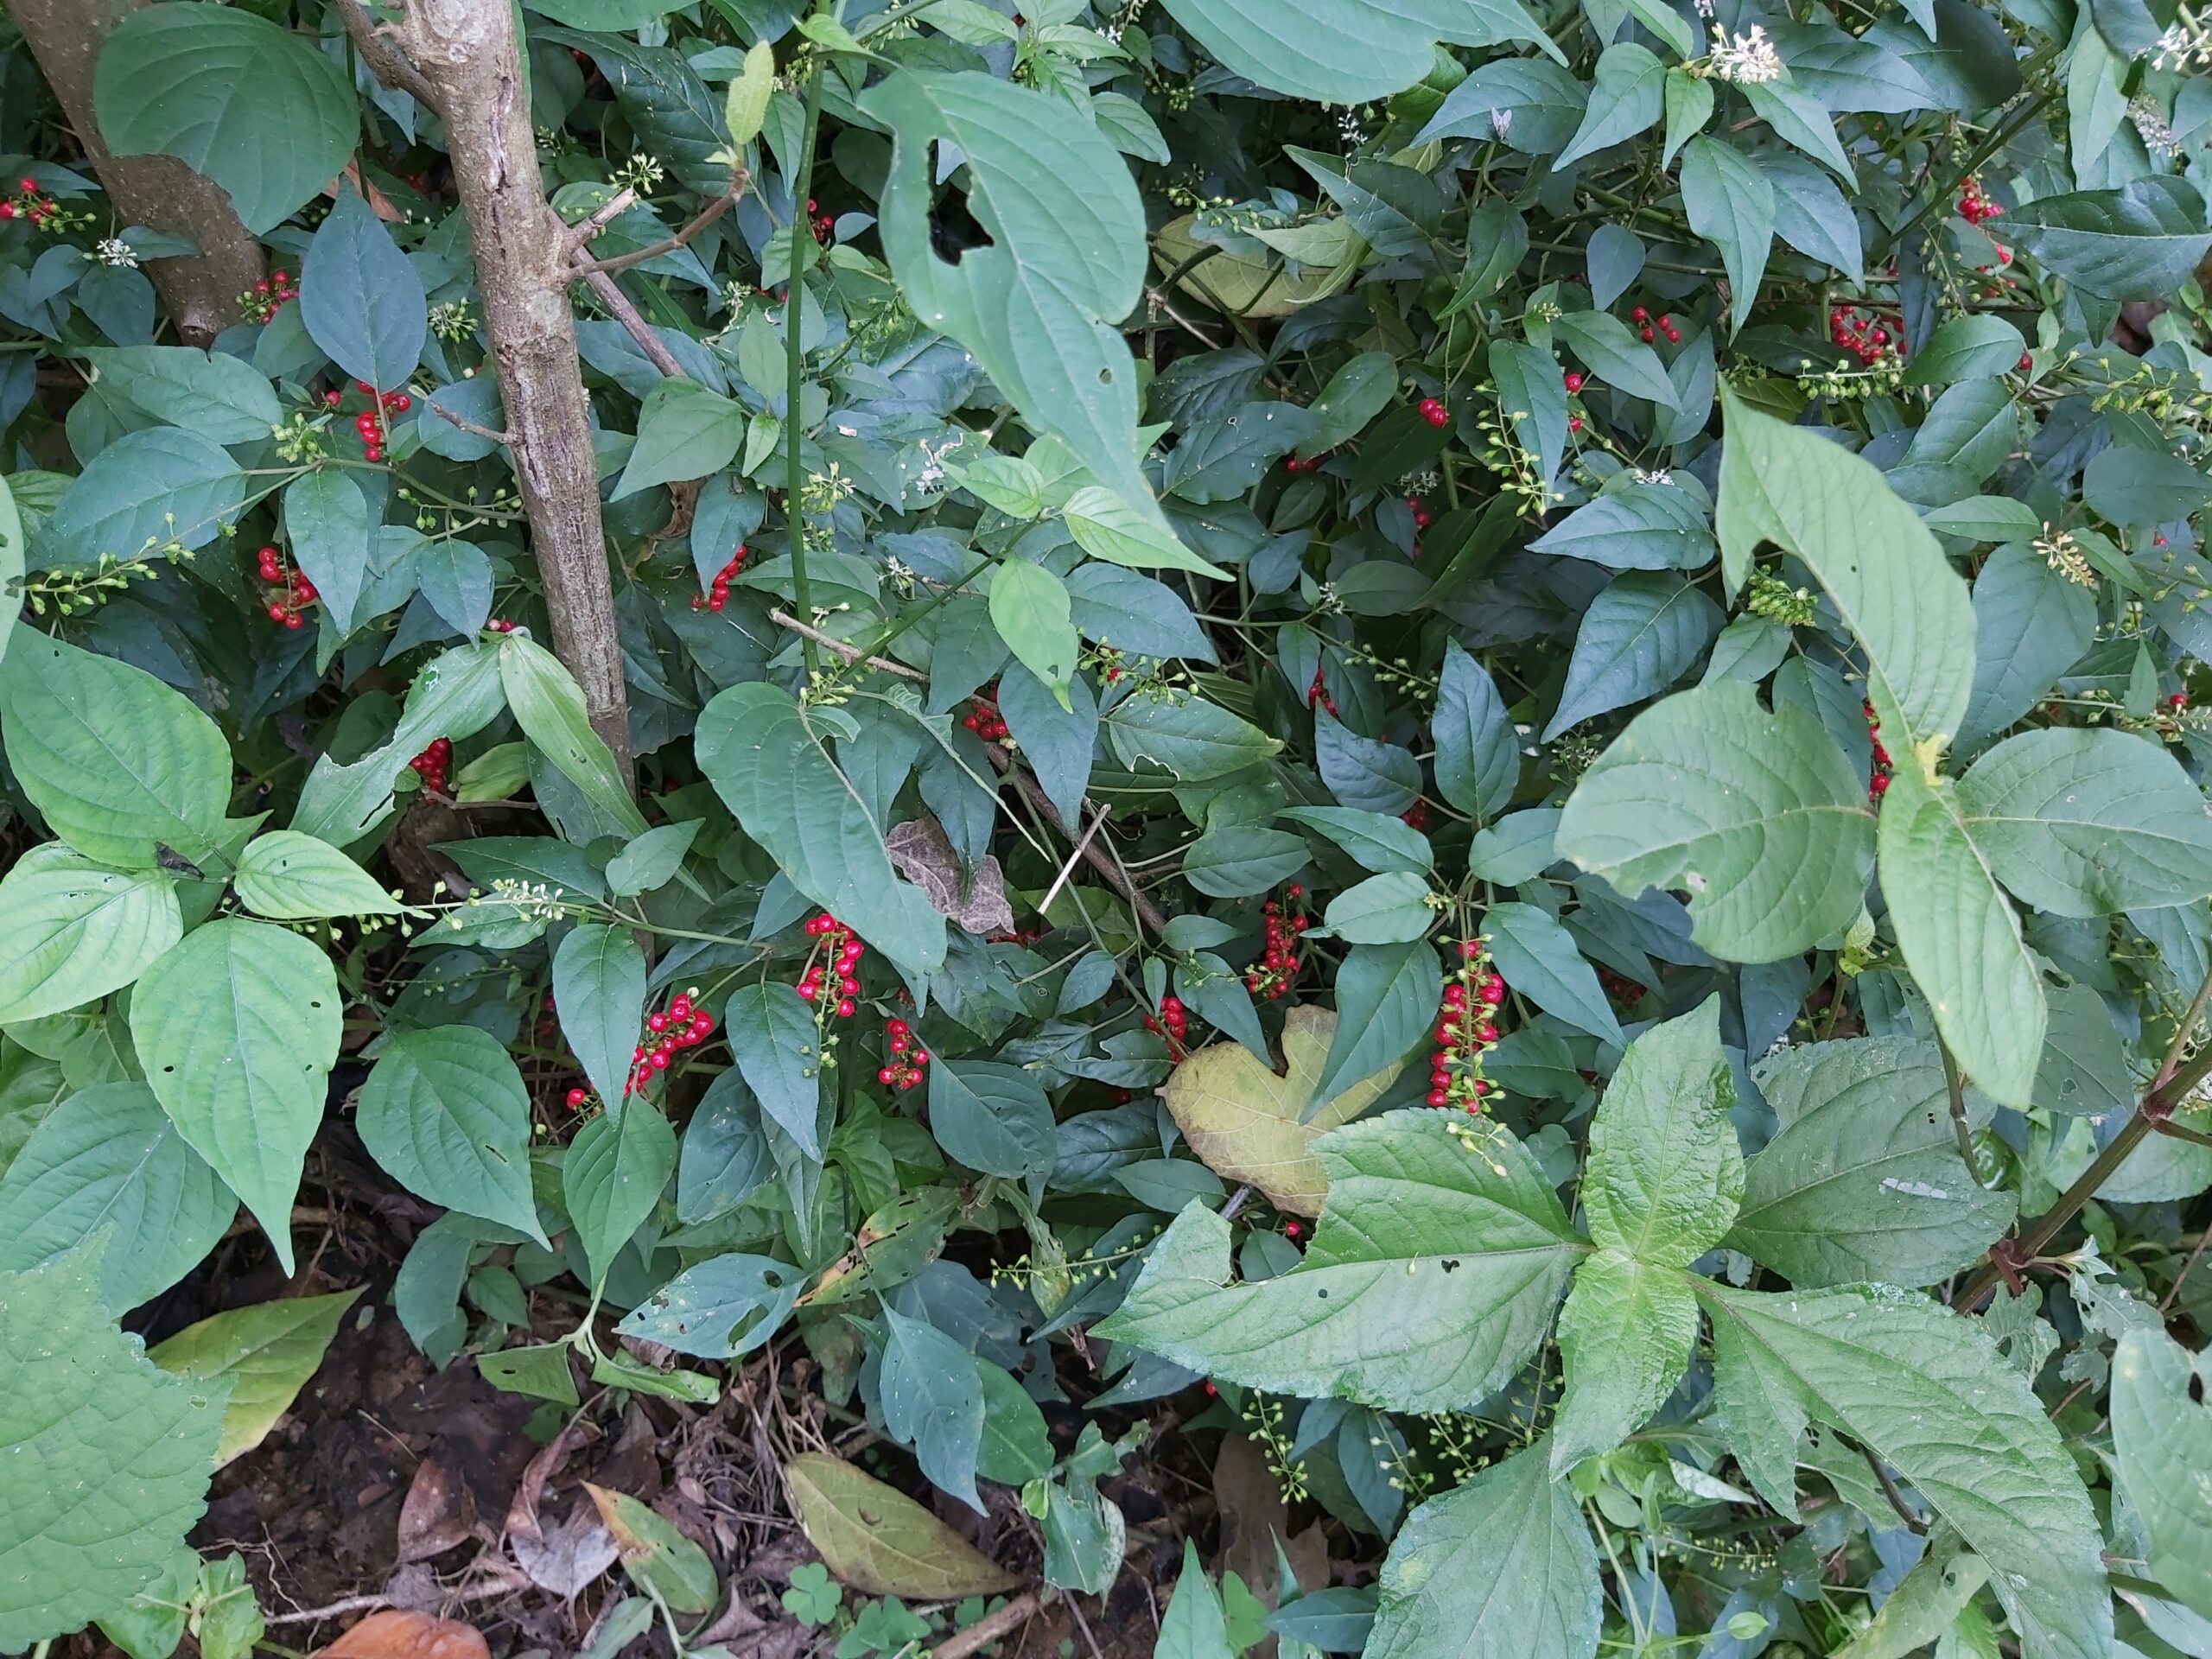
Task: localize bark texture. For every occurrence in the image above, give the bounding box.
[12,0,265,346]
[391,0,633,779]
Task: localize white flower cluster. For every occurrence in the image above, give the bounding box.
[2132,95,2183,159]
[2155,4,2212,68]
[1709,23,1783,84]
[93,237,137,268]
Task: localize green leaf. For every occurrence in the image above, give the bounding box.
[2084,444,2212,527]
[1184,823,1313,898]
[1558,682,1875,962]
[861,70,1153,515]
[1717,384,1974,749]
[1876,763,2044,1108]
[1554,310,1678,406]
[1301,351,1401,453]
[499,633,650,837]
[357,1026,544,1243]
[1904,315,2027,387]
[1279,807,1431,875]
[1583,997,1739,1264]
[929,1061,1056,1179]
[1365,1440,1599,1659]
[1531,482,1715,572]
[149,1287,360,1466]
[1556,43,1668,167]
[0,843,181,1023]
[0,1082,234,1311]
[1325,872,1436,944]
[1956,544,2096,750]
[1491,339,1568,491]
[48,428,245,564]
[1153,0,1558,101]
[2112,1329,2212,1623]
[543,33,731,194]
[1160,1540,1234,1659]
[92,3,356,234]
[0,639,230,874]
[1106,688,1281,781]
[130,918,340,1274]
[1550,1249,1698,1470]
[234,830,404,920]
[2002,177,2212,299]
[722,981,828,1157]
[1433,643,1518,822]
[616,379,747,499]
[698,683,946,977]
[1543,572,1723,739]
[553,923,646,1117]
[290,642,508,846]
[0,1248,227,1649]
[1313,940,1441,1110]
[300,188,425,392]
[1740,79,1851,177]
[1730,1038,2014,1287]
[879,1306,986,1510]
[989,559,1078,708]
[1681,137,1774,334]
[1955,728,2212,917]
[723,40,776,147]
[1483,902,1624,1046]
[676,1071,770,1225]
[1096,1113,1582,1414]
[604,821,700,898]
[1063,486,1231,579]
[83,346,283,444]
[563,1102,676,1284]
[784,1452,1020,1599]
[616,1251,798,1358]
[1164,1006,1408,1216]
[1699,1280,2112,1659]
[586,1484,720,1614]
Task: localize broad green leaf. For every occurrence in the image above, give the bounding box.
[989,559,1077,708]
[130,918,341,1274]
[1433,643,1518,822]
[1956,544,2096,751]
[585,1484,719,1613]
[675,1071,771,1225]
[2084,444,2212,527]
[1550,1249,1699,1470]
[861,71,1153,515]
[929,1061,1056,1179]
[2002,177,2212,299]
[300,188,425,391]
[1877,763,2044,1108]
[723,40,776,146]
[1159,1540,1233,1659]
[604,821,700,897]
[784,1452,1020,1598]
[284,467,374,635]
[1584,997,1739,1264]
[614,1251,799,1357]
[356,1026,544,1242]
[1717,385,1974,749]
[1278,807,1431,874]
[722,981,828,1157]
[563,1102,677,1284]
[1315,709,1421,815]
[1699,1280,2111,1659]
[0,633,229,870]
[234,830,404,920]
[1767,151,1862,279]
[1164,1006,1408,1216]
[0,1082,234,1310]
[1530,480,1716,571]
[1184,823,1313,898]
[48,428,245,564]
[92,3,356,233]
[1312,940,1441,1110]
[499,634,649,836]
[1731,1039,2014,1287]
[615,379,747,499]
[1554,310,1678,406]
[553,923,646,1116]
[0,473,18,669]
[1106,688,1281,780]
[1301,351,1401,453]
[0,1249,227,1649]
[1839,1532,1993,1659]
[1741,79,1852,177]
[1489,339,1568,490]
[1065,564,1217,659]
[1096,1113,1583,1413]
[1483,902,1624,1045]
[879,1306,986,1510]
[0,843,181,1023]
[1063,486,1231,579]
[1365,1440,1599,1659]
[2111,1329,2212,1623]
[541,32,731,194]
[1557,43,1668,167]
[1325,872,1436,944]
[290,642,508,846]
[148,1287,360,1466]
[698,683,946,976]
[1904,315,2028,387]
[1543,572,1723,740]
[1681,137,1774,334]
[1154,0,1557,101]
[1558,682,1875,963]
[975,1359,1053,1485]
[1956,728,2212,917]
[83,346,283,444]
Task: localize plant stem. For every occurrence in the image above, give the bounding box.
[1939,1040,1983,1188]
[785,32,828,680]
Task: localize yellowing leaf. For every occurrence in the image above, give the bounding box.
[583,1483,719,1613]
[1163,1007,1406,1216]
[149,1287,361,1466]
[784,1452,1020,1599]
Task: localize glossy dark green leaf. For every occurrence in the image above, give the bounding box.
[300,188,425,392]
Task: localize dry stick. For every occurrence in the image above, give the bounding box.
[575,264,690,379]
[768,607,925,680]
[572,182,745,277]
[347,0,634,782]
[931,1590,1045,1659]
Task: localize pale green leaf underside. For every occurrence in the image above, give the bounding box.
[2111,1329,2212,1623]
[1156,0,1560,102]
[0,845,181,1025]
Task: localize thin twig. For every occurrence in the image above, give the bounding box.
[429,401,513,446]
[575,263,690,379]
[766,607,927,680]
[1859,1444,1928,1535]
[1145,286,1225,350]
[333,0,438,106]
[931,1590,1044,1659]
[1039,801,1111,916]
[264,1564,533,1625]
[570,180,747,276]
[563,185,639,247]
[994,753,1170,935]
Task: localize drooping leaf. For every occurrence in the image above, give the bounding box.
[1433,642,1519,822]
[356,1026,544,1243]
[234,830,404,921]
[1542,572,1723,740]
[1312,940,1441,1110]
[284,467,375,636]
[584,1484,719,1613]
[878,1306,986,1510]
[988,558,1077,708]
[784,1453,1020,1598]
[721,981,826,1158]
[553,924,647,1118]
[1549,1249,1699,1471]
[148,1287,361,1466]
[0,844,181,1024]
[563,1103,677,1285]
[499,634,650,837]
[1681,137,1774,334]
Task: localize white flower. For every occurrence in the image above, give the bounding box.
[1709,22,1782,84]
[2155,4,2212,67]
[1634,467,1675,486]
[93,237,138,268]
[2132,94,2183,159]
[1694,0,1715,16]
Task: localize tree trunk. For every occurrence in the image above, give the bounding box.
[391,0,633,781]
[11,0,265,346]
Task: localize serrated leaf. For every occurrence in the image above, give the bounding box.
[356,1027,544,1243]
[0,844,181,1023]
[1550,1249,1699,1471]
[784,1452,1020,1598]
[2112,1329,2212,1623]
[149,1287,360,1466]
[235,830,404,920]
[1096,1113,1582,1414]
[130,918,340,1274]
[1583,997,1738,1265]
[553,924,646,1119]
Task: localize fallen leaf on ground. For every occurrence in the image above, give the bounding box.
[318,1610,489,1659]
[784,1452,1020,1599]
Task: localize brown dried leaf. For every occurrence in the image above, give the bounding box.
[318,1611,490,1659]
[885,818,1016,937]
[505,1420,617,1598]
[397,1457,474,1563]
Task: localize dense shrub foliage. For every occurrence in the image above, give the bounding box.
[3,0,2212,1654]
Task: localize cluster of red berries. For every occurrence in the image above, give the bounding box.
[1428,941,1505,1110]
[1282,453,1325,474]
[1144,994,1189,1059]
[1402,799,1430,831]
[1629,306,1681,346]
[1416,396,1450,429]
[1827,306,1906,367]
[876,1017,930,1092]
[1407,497,1433,531]
[1865,700,1892,801]
[409,736,454,794]
[1598,968,1648,1005]
[797,913,865,1018]
[1306,670,1340,718]
[963,690,1011,742]
[0,177,60,227]
[1245,887,1308,1001]
[342,380,411,463]
[238,268,298,325]
[626,987,715,1096]
[1956,178,2003,226]
[255,543,317,630]
[692,545,748,611]
[806,196,835,243]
